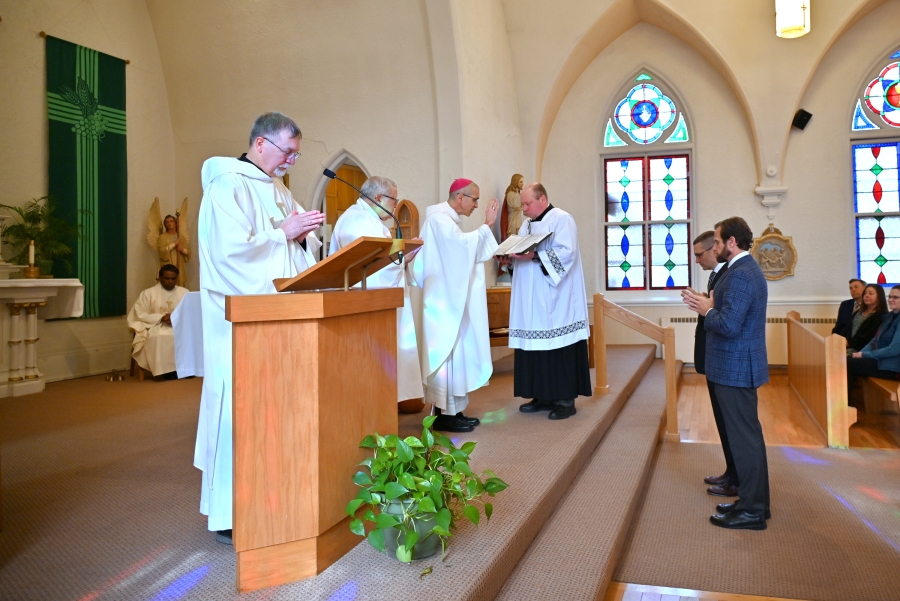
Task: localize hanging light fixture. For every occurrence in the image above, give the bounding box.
[775,1,810,38]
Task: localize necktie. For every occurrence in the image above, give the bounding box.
[710,264,729,293]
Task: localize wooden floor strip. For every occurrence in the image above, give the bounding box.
[677,373,900,449]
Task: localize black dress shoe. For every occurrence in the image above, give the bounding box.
[548,404,576,420]
[709,510,767,530]
[519,399,553,413]
[707,483,739,497]
[704,473,729,485]
[716,502,771,520]
[432,414,475,433]
[456,412,480,426]
[215,529,233,545]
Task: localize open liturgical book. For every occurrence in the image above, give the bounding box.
[494,232,551,256]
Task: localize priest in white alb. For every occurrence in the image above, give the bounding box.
[412,178,499,433]
[509,182,591,420]
[195,112,324,544]
[127,264,188,378]
[329,176,424,403]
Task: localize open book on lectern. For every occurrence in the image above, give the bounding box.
[494,232,551,256]
[273,236,423,292]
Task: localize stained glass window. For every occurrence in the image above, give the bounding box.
[853,50,900,131]
[854,142,900,285]
[603,75,690,148]
[604,155,691,290]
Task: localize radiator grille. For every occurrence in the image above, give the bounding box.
[662,316,836,325]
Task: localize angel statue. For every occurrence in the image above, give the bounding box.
[147,197,191,289]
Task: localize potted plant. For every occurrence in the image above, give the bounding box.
[0,196,83,275]
[346,415,508,563]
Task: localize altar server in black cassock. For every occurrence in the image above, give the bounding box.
[509,183,591,420]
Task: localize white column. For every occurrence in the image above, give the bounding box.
[23,302,45,380]
[7,303,23,382]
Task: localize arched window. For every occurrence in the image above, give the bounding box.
[851,49,900,285]
[603,74,691,290]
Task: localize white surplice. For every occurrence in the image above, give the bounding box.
[509,207,589,350]
[127,283,188,376]
[195,156,321,532]
[412,202,498,413]
[330,198,424,402]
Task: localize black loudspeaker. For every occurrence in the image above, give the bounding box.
[792,109,812,130]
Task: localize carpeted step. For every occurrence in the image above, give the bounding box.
[495,359,669,601]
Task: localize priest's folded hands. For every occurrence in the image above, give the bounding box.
[280,209,325,241]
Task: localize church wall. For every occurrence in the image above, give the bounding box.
[0,0,177,380]
[144,0,441,286]
[452,0,525,239]
[543,4,900,354]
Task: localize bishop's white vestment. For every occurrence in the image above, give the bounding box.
[195,156,321,532]
[127,283,188,376]
[330,198,424,402]
[412,202,498,413]
[510,205,591,403]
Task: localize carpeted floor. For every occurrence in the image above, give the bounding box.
[614,441,900,601]
[0,347,654,601]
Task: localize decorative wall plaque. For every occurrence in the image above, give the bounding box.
[751,224,797,281]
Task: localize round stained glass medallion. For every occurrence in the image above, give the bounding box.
[864,62,900,127]
[615,84,676,144]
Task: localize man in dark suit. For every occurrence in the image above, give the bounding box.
[685,231,737,497]
[684,217,770,530]
[833,279,865,336]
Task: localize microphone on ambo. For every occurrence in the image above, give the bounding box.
[322,168,403,239]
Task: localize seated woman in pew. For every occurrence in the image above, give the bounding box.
[847,285,900,396]
[841,283,887,355]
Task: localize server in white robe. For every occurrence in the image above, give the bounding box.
[127,264,188,377]
[509,183,591,420]
[195,112,324,543]
[412,178,499,432]
[329,176,424,402]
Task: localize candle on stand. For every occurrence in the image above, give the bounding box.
[29,240,35,266]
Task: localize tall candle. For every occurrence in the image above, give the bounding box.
[29,240,34,266]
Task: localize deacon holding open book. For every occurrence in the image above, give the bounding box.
[506,183,591,420]
[412,178,499,432]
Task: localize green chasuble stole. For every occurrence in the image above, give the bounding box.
[46,36,127,318]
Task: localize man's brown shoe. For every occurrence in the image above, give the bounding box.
[707,483,739,497]
[704,473,729,485]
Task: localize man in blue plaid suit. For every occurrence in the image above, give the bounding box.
[684,216,770,530]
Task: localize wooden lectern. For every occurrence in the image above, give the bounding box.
[226,237,422,593]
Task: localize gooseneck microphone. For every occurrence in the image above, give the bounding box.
[323,168,403,239]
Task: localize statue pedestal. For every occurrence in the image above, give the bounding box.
[0,280,84,397]
[0,264,24,280]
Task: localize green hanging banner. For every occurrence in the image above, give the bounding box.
[46,35,127,318]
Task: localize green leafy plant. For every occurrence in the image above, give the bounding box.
[346,415,509,563]
[0,196,84,274]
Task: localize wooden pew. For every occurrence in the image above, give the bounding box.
[860,377,900,415]
[786,311,857,448]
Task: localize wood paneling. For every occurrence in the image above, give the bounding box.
[786,311,856,448]
[227,288,403,323]
[325,165,366,228]
[231,291,399,591]
[396,199,420,240]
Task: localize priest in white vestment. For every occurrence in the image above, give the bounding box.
[127,264,188,377]
[195,112,324,543]
[329,176,424,402]
[509,183,591,420]
[412,178,499,432]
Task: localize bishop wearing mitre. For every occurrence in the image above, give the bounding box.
[329,176,424,403]
[412,178,499,433]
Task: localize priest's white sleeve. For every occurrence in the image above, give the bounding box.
[537,214,578,287]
